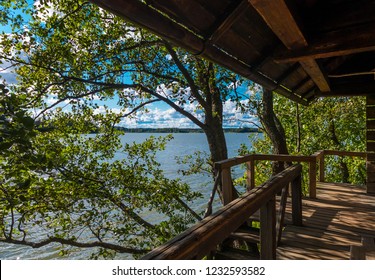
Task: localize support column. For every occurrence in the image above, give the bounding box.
[366,96,375,194]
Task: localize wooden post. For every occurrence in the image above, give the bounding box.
[260,196,276,260]
[246,157,255,191]
[319,152,325,182]
[291,174,303,226]
[276,185,288,246]
[221,168,233,205]
[309,160,317,198]
[350,246,366,260]
[366,96,375,194]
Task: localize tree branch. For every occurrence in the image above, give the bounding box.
[112,98,161,130]
[35,87,113,119]
[173,196,202,221]
[46,2,91,34]
[141,85,206,129]
[56,74,206,129]
[57,167,157,232]
[0,237,149,254]
[163,41,208,110]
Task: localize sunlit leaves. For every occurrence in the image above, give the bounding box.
[0,81,201,258]
[246,94,366,189]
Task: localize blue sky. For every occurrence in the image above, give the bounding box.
[0,1,259,129]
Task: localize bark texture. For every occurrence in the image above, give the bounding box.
[259,89,290,175]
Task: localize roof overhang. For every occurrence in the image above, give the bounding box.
[89,0,375,105]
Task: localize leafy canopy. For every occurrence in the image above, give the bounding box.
[0,0,214,258]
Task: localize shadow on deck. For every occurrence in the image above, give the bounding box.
[278,182,375,260]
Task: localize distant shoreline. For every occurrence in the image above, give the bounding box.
[114,127,260,133]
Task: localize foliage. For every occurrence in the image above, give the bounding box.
[0,0,256,258]
[240,93,366,193]
[0,0,254,163]
[0,82,202,259]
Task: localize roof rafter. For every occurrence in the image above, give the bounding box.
[205,0,249,44]
[275,22,375,63]
[249,0,331,92]
[314,82,375,97]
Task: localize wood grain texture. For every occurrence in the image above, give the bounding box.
[277,182,375,260]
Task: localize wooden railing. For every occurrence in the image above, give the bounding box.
[142,164,303,260]
[215,150,367,201]
[215,154,316,201]
[313,150,367,183]
[142,150,365,260]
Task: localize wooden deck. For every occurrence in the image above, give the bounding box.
[277,182,375,260]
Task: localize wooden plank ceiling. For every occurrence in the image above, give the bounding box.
[90,0,375,105]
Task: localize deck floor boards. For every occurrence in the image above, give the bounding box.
[276,182,375,260]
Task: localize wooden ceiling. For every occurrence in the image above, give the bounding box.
[90,0,375,105]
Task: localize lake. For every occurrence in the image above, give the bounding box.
[0,132,257,260]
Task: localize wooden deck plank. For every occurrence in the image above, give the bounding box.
[276,182,375,260]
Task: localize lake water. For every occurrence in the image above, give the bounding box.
[0,132,256,259]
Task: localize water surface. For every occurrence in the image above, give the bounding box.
[0,132,256,259]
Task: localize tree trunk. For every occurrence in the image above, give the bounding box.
[202,62,237,202]
[259,89,290,175]
[204,124,228,164]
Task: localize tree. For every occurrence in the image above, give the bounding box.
[0,0,250,167]
[242,92,366,188]
[0,82,203,258]
[0,0,252,258]
[258,89,290,174]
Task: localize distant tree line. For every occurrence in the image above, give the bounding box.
[114,127,260,133]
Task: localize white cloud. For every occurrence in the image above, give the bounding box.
[33,0,61,23]
[116,99,259,129]
[93,106,122,115]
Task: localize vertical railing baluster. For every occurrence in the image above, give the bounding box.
[276,185,288,246]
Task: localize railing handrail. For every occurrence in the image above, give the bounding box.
[142,164,303,260]
[215,150,366,170]
[215,149,367,199]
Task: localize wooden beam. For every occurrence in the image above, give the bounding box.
[314,82,375,97]
[299,60,330,92]
[275,22,375,63]
[207,0,249,44]
[248,0,307,49]
[309,0,375,34]
[143,0,216,36]
[249,0,330,92]
[89,0,204,54]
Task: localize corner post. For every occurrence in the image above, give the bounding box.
[291,173,303,226]
[309,160,317,198]
[246,156,255,191]
[221,168,233,205]
[319,151,325,182]
[366,95,375,194]
[260,196,276,260]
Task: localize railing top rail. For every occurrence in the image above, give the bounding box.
[215,154,314,169]
[142,164,302,260]
[323,150,367,158]
[215,150,367,170]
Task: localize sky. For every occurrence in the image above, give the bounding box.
[0,1,259,129]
